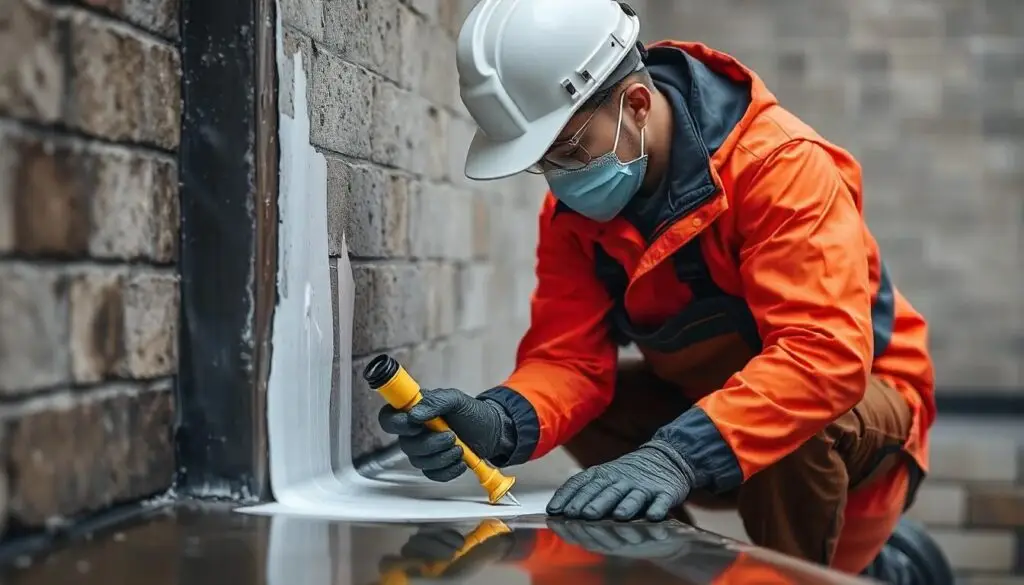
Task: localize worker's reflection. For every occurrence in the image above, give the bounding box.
[376,519,518,583]
[374,518,819,585]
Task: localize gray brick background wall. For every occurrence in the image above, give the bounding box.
[277,0,546,461]
[630,0,1024,393]
[0,0,179,533]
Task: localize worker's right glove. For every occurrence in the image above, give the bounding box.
[378,388,516,482]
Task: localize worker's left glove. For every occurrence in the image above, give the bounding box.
[378,388,516,482]
[547,440,695,521]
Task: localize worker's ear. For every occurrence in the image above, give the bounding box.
[621,82,652,129]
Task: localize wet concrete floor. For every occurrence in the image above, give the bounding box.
[0,503,874,585]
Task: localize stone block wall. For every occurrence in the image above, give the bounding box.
[0,0,179,534]
[276,0,546,461]
[631,0,1024,394]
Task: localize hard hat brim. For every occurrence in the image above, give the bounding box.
[463,108,571,181]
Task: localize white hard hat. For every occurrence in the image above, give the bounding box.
[456,0,643,180]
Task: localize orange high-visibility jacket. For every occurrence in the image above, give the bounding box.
[479,41,936,493]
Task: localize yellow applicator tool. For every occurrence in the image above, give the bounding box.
[363,353,520,506]
[376,519,512,585]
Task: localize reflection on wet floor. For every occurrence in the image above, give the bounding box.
[0,503,874,585]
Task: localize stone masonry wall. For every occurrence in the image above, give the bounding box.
[631,0,1024,394]
[276,0,545,461]
[0,0,179,535]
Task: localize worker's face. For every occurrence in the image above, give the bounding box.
[536,83,652,173]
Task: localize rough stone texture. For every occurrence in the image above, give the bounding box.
[68,266,127,384]
[0,124,179,261]
[0,0,64,123]
[65,10,181,149]
[78,0,181,40]
[0,0,180,535]
[970,487,1024,529]
[121,271,179,379]
[630,0,1024,392]
[0,124,93,257]
[5,383,175,527]
[0,263,70,394]
[281,0,544,461]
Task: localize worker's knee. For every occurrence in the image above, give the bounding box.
[747,429,846,491]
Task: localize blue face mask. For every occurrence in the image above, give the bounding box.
[544,94,648,223]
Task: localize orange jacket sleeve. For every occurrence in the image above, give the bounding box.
[478,197,618,465]
[652,139,874,491]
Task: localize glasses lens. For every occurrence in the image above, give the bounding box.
[543,146,591,171]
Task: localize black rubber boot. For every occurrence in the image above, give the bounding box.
[860,518,955,585]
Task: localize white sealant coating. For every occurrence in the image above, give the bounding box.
[236,10,554,522]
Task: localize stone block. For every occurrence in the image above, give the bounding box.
[0,0,63,123]
[407,181,473,261]
[444,331,488,392]
[929,528,1017,572]
[0,263,70,394]
[2,126,179,261]
[279,0,322,41]
[405,339,448,389]
[326,156,409,258]
[351,262,426,355]
[424,262,456,339]
[0,126,92,256]
[65,10,181,149]
[68,266,127,384]
[929,435,1019,483]
[370,81,446,179]
[974,0,1024,38]
[906,482,967,526]
[401,0,440,23]
[399,6,458,109]
[79,0,181,39]
[120,270,178,378]
[969,487,1024,529]
[444,114,476,188]
[89,150,179,262]
[5,383,175,527]
[470,194,490,260]
[309,44,374,158]
[456,263,491,332]
[323,0,401,81]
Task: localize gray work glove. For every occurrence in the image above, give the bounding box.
[546,520,687,559]
[378,388,516,482]
[546,440,695,521]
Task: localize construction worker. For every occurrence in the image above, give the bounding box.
[377,0,953,582]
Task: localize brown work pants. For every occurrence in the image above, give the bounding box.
[563,358,917,572]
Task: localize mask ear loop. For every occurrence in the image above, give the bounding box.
[611,91,628,154]
[612,90,648,164]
